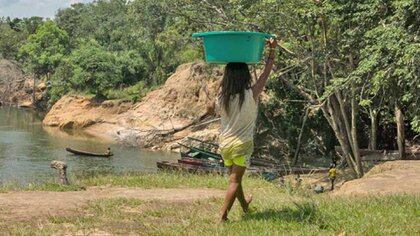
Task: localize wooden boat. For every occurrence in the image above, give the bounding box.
[179,138,283,167]
[177,157,222,167]
[178,137,221,161]
[166,137,329,177]
[178,158,205,166]
[179,144,222,160]
[157,161,228,174]
[65,147,113,157]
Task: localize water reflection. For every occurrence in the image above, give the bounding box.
[0,107,177,185]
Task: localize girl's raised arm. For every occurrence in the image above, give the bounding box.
[252,38,277,101]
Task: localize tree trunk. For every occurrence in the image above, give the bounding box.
[369,109,378,150]
[322,99,357,176]
[336,91,355,154]
[395,105,405,159]
[351,92,363,177]
[293,108,309,165]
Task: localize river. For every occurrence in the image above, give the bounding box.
[0,107,177,185]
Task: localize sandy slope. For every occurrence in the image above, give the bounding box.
[333,160,420,196]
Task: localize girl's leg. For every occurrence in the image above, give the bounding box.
[226,183,252,213]
[220,165,246,222]
[225,167,252,213]
[225,166,235,212]
[236,183,252,213]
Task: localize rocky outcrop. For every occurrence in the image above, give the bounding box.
[43,62,222,150]
[0,59,45,108]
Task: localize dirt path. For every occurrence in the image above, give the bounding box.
[0,187,224,221]
[333,160,420,196]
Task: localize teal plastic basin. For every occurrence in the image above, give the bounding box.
[192,31,274,64]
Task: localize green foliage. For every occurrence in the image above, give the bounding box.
[0,0,418,156]
[18,20,69,76]
[8,16,44,34]
[66,39,122,98]
[116,50,147,86]
[0,23,26,59]
[48,58,74,104]
[106,81,152,102]
[352,0,419,132]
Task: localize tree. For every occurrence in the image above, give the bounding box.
[0,22,26,59]
[355,0,419,158]
[55,3,88,40]
[66,39,123,98]
[3,0,417,175]
[18,21,69,104]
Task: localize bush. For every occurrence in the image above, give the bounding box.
[67,39,123,98]
[105,81,152,102]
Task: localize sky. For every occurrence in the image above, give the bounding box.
[0,0,93,19]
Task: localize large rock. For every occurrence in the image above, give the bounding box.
[43,62,222,149]
[0,59,45,107]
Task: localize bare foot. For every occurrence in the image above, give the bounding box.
[243,194,253,213]
[220,211,229,222]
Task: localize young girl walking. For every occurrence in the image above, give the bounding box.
[211,38,277,221]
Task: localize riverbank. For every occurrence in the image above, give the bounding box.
[0,60,222,152]
[0,168,419,235]
[42,62,222,151]
[0,106,177,184]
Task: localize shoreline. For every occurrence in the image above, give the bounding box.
[41,63,221,152]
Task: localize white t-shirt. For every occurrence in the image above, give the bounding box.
[217,89,258,149]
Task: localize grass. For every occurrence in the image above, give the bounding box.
[0,171,268,192]
[0,171,419,235]
[77,171,270,190]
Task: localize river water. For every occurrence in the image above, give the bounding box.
[0,107,177,185]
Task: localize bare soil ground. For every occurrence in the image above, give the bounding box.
[0,187,224,221]
[333,160,420,196]
[1,161,418,222]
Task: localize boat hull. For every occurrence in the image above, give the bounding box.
[65,148,113,157]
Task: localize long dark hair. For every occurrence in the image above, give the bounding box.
[219,62,252,113]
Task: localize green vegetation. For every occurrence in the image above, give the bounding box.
[1,0,202,106]
[18,21,70,79]
[0,172,418,235]
[0,171,266,192]
[0,0,418,175]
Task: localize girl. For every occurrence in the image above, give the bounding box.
[212,38,277,221]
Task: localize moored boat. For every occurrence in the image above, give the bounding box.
[163,137,329,177]
[177,157,222,167]
[65,147,113,157]
[157,161,228,174]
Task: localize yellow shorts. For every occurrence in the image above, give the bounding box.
[220,141,253,167]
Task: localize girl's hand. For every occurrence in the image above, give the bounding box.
[267,38,278,48]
